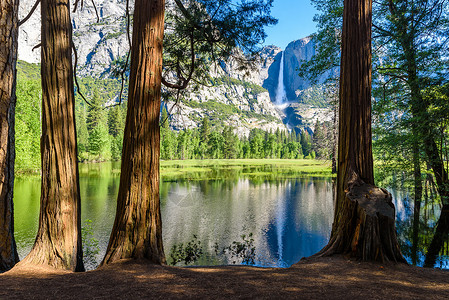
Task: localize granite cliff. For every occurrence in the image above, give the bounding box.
[18,0,332,135]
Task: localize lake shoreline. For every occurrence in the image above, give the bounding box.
[14,158,334,178]
[1,255,448,299]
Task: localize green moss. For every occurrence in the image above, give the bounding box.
[297,84,329,108]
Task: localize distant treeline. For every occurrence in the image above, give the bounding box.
[15,62,334,172]
[160,108,334,161]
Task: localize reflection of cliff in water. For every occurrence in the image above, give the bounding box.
[161,178,334,267]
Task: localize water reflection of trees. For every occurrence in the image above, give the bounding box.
[393,180,449,268]
[161,177,334,267]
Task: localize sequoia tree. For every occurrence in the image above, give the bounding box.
[315,0,405,262]
[0,0,19,272]
[102,0,275,265]
[19,0,84,271]
[101,0,166,264]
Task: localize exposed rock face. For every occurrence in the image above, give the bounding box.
[283,37,317,100]
[165,60,287,137]
[18,1,40,64]
[263,37,330,102]
[18,1,331,135]
[262,37,334,132]
[19,0,129,75]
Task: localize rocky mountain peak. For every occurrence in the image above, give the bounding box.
[17,1,332,135]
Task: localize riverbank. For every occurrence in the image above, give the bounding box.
[163,159,332,180]
[15,159,333,179]
[1,256,447,299]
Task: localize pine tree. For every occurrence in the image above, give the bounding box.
[223,127,238,159]
[199,116,210,159]
[75,104,89,160]
[300,131,312,157]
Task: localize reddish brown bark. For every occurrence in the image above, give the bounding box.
[0,0,19,272]
[18,0,84,271]
[102,0,166,265]
[315,0,405,262]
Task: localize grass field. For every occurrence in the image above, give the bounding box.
[19,159,334,180]
[160,159,333,180]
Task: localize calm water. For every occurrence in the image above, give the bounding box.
[13,162,448,269]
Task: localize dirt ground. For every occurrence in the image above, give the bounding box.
[1,255,448,299]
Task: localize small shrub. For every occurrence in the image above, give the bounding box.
[168,235,204,266]
[222,233,256,265]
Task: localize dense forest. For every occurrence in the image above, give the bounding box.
[15,61,334,168]
[302,0,449,267]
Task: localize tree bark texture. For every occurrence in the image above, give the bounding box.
[0,0,19,272]
[19,0,84,271]
[316,0,405,263]
[102,0,166,265]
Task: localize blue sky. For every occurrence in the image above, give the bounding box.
[263,0,318,50]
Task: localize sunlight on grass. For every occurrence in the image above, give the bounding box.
[160,159,333,181]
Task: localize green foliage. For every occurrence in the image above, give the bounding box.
[297,0,342,82]
[159,122,315,161]
[168,233,256,266]
[15,76,41,172]
[213,76,267,95]
[16,60,41,81]
[15,61,128,166]
[371,0,449,190]
[297,85,329,108]
[163,0,277,95]
[168,235,204,266]
[312,120,333,159]
[88,123,112,161]
[107,105,125,160]
[161,159,333,181]
[82,219,100,269]
[300,131,312,157]
[184,99,278,126]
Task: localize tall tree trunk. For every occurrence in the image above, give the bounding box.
[411,147,422,265]
[101,0,166,265]
[424,204,449,267]
[19,0,84,271]
[403,30,449,268]
[0,0,19,272]
[315,0,405,262]
[421,129,449,267]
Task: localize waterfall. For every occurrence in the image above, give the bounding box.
[275,51,287,105]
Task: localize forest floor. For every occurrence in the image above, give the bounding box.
[0,255,448,299]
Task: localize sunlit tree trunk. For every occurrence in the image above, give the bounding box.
[101,0,166,265]
[315,0,405,262]
[19,0,84,271]
[0,0,19,272]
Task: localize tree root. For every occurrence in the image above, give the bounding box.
[315,180,407,263]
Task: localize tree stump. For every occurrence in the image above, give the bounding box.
[317,179,406,263]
